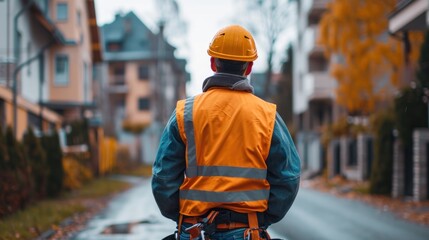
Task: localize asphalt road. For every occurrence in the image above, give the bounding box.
[270,187,429,240]
[72,176,177,239]
[73,177,429,240]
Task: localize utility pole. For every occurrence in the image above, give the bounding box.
[155,20,166,124]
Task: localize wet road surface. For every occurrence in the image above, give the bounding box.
[270,187,429,240]
[73,177,429,240]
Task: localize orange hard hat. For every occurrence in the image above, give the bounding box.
[207,25,258,62]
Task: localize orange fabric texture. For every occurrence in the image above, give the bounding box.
[176,88,276,216]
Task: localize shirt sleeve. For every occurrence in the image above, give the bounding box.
[151,109,186,222]
[264,113,301,225]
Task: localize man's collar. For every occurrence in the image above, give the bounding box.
[202,73,254,93]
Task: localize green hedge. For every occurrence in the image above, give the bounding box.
[23,128,48,199]
[369,109,395,195]
[0,127,31,217]
[41,130,64,198]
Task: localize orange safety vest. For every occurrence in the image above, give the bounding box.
[176,88,277,217]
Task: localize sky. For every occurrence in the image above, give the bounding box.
[94,0,293,96]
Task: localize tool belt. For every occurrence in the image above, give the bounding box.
[184,209,265,228]
[180,209,271,240]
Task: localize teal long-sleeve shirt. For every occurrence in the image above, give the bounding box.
[151,110,301,226]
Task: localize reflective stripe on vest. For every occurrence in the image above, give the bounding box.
[184,97,197,177]
[187,165,267,179]
[180,189,270,203]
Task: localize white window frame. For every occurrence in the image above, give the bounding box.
[54,54,69,86]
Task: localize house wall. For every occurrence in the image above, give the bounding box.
[0,0,52,103]
[0,86,61,140]
[124,61,152,124]
[48,0,93,104]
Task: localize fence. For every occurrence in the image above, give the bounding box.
[99,137,118,175]
[327,134,374,181]
[325,129,429,201]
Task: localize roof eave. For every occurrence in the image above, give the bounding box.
[30,4,66,44]
[388,0,429,33]
[86,0,103,63]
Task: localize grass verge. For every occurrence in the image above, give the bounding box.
[0,177,131,240]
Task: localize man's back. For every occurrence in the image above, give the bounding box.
[176,88,277,216]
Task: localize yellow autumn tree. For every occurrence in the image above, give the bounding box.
[319,0,423,115]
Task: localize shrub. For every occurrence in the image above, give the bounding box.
[0,127,14,217]
[369,109,395,195]
[23,127,48,199]
[1,127,31,217]
[5,126,26,169]
[41,130,64,197]
[113,145,134,173]
[0,127,9,170]
[394,87,427,150]
[62,155,93,190]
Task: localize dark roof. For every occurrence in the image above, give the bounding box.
[100,11,176,61]
[388,0,414,19]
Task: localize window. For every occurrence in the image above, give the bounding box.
[55,55,69,85]
[0,63,6,83]
[138,65,149,80]
[56,3,68,21]
[114,67,125,76]
[107,42,121,52]
[77,10,81,26]
[309,55,328,72]
[116,98,125,108]
[83,62,89,102]
[27,42,32,75]
[140,40,149,48]
[138,97,150,110]
[308,14,322,25]
[28,112,41,132]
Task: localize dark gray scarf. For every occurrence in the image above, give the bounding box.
[202,73,254,93]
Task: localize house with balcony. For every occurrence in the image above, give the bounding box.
[42,0,102,122]
[293,0,338,177]
[0,0,115,176]
[0,0,102,138]
[100,12,189,163]
[0,0,67,138]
